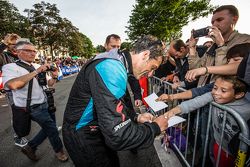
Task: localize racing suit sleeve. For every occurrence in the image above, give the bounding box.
[88,59,161,151]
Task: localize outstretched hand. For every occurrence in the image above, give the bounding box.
[185,67,207,82]
[156,94,173,102]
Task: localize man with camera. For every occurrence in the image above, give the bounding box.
[2,41,68,162]
[186,5,250,86]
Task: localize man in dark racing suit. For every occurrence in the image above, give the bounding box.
[62,35,169,167]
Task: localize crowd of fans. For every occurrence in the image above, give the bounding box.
[0,4,250,167]
[153,5,250,167]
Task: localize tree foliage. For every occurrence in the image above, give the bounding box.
[68,32,95,59]
[126,0,216,42]
[121,42,132,51]
[0,1,95,59]
[0,0,30,38]
[95,45,106,53]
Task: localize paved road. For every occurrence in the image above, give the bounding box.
[0,74,182,167]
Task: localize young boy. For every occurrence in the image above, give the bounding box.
[161,75,249,167]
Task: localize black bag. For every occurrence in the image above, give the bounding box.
[12,105,31,137]
[12,61,35,137]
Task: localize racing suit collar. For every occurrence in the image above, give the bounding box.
[121,50,133,75]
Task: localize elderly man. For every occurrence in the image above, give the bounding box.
[62,35,169,167]
[2,41,68,162]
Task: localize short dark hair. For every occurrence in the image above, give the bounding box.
[172,39,186,52]
[226,43,250,60]
[131,35,164,60]
[15,41,33,50]
[105,34,121,45]
[213,5,239,17]
[216,75,247,94]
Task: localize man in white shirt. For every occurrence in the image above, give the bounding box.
[2,41,68,162]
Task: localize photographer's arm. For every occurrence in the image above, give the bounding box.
[188,33,202,69]
[5,71,38,90]
[4,64,49,90]
[47,70,58,87]
[48,78,57,87]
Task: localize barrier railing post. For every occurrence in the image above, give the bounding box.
[150,76,250,167]
[211,102,250,167]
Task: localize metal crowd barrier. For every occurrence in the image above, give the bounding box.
[148,76,250,167]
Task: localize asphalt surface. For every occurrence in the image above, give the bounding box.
[0,74,182,167]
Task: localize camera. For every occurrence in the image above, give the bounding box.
[193,27,209,38]
[37,65,57,86]
[47,65,57,72]
[44,88,56,113]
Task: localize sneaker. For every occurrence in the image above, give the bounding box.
[14,137,28,147]
[21,145,39,161]
[55,149,68,162]
[57,126,62,131]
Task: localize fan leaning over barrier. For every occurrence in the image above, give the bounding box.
[158,75,249,167]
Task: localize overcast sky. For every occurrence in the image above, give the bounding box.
[8,0,250,46]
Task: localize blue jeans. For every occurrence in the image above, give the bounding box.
[28,102,63,153]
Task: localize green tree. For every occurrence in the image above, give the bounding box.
[0,0,30,38]
[25,1,95,59]
[68,32,95,59]
[126,0,216,42]
[25,1,66,58]
[80,33,95,59]
[121,41,132,51]
[95,45,106,53]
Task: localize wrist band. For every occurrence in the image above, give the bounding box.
[204,66,208,74]
[217,44,224,48]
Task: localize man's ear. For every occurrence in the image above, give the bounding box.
[142,50,150,61]
[232,15,238,25]
[104,43,108,50]
[235,92,245,100]
[180,46,185,52]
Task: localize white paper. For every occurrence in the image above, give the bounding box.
[168,116,186,128]
[144,93,168,112]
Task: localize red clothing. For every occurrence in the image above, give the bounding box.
[213,142,235,167]
[139,77,148,106]
[0,72,3,90]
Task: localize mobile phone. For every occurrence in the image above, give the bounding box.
[193,27,209,38]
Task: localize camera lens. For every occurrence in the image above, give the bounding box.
[37,72,47,86]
